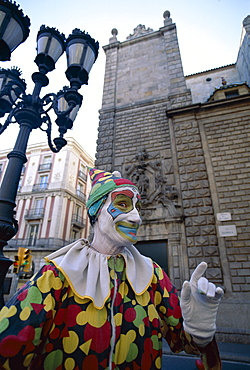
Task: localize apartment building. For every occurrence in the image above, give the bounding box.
[0,137,94,292]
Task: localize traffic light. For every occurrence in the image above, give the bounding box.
[18,247,32,272]
[13,255,20,274]
[22,248,32,273]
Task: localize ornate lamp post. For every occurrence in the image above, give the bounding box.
[0,0,99,308]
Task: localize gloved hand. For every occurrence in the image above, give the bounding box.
[180,262,224,347]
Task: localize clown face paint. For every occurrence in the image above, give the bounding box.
[92,187,142,253]
[108,189,141,243]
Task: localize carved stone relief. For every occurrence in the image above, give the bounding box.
[124,148,183,219]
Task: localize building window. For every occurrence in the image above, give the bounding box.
[34,198,44,214]
[38,155,52,171]
[71,228,81,242]
[25,198,45,220]
[39,175,48,188]
[33,174,49,192]
[78,163,87,181]
[76,182,86,202]
[27,224,39,246]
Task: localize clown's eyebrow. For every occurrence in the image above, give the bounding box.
[111,189,134,201]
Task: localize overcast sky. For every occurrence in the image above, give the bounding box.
[0,0,249,158]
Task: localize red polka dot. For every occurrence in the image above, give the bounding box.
[45,343,54,353]
[141,352,152,370]
[49,327,60,340]
[124,308,136,322]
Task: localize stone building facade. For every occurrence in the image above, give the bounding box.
[0,137,93,299]
[96,12,250,343]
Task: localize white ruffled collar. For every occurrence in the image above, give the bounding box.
[45,239,154,309]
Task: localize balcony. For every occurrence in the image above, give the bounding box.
[76,189,86,202]
[72,214,85,228]
[38,163,52,172]
[24,208,45,220]
[8,237,70,250]
[32,183,48,192]
[78,170,87,182]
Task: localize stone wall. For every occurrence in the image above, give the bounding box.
[167,95,250,343]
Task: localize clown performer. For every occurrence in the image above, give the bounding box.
[0,168,224,370]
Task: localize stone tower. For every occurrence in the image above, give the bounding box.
[96,11,195,287]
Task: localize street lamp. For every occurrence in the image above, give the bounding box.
[0,0,99,308]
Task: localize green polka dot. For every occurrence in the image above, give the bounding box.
[33,327,43,346]
[133,305,147,327]
[165,315,179,327]
[44,349,63,369]
[115,257,125,272]
[20,286,42,310]
[151,335,160,350]
[126,342,138,362]
[0,317,9,333]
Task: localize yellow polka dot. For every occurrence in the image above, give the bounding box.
[43,294,55,312]
[63,331,79,353]
[0,306,8,321]
[73,295,89,305]
[115,330,136,365]
[159,305,166,314]
[154,291,162,306]
[110,269,115,279]
[20,306,31,321]
[86,304,107,327]
[148,304,159,322]
[76,311,88,326]
[114,313,122,326]
[132,300,136,305]
[5,305,17,318]
[136,291,150,306]
[157,268,163,280]
[37,270,62,293]
[52,277,62,290]
[155,356,161,369]
[139,323,145,336]
[64,357,75,370]
[118,282,129,298]
[152,274,157,284]
[23,354,34,367]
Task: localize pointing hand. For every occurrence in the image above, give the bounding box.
[180,262,224,347]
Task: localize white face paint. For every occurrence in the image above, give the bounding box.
[91,187,142,254]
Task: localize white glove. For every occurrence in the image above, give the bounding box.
[180,262,224,347]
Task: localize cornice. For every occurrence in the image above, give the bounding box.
[166,94,250,118]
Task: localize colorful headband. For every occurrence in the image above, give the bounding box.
[86,168,138,222]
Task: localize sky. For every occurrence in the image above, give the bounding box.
[0,0,249,159]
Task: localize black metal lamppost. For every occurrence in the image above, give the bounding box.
[0,0,99,308]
